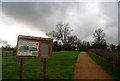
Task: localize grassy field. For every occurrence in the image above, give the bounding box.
[87,52,120,81]
[2,51,79,80]
[2,50,14,57]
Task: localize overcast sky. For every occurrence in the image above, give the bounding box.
[0,1,119,47]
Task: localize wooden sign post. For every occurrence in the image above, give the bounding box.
[20,58,23,81]
[16,35,53,80]
[43,58,46,79]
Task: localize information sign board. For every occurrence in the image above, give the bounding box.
[16,35,52,58]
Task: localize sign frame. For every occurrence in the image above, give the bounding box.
[16,35,53,58]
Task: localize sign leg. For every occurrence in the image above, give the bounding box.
[20,58,23,81]
[43,58,46,79]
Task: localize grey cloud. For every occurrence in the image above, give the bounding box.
[2,2,89,31]
[99,2,118,44]
[2,2,118,44]
[2,2,53,31]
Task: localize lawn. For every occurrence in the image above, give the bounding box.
[87,52,120,81]
[2,51,79,80]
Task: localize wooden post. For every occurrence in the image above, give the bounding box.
[43,58,47,79]
[20,58,23,81]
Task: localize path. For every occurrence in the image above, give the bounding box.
[74,52,113,80]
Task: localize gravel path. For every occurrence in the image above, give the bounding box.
[74,52,114,80]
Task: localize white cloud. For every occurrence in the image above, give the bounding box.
[1,14,48,47]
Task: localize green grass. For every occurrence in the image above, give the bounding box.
[2,50,14,56]
[2,51,79,79]
[32,52,38,55]
[87,52,120,81]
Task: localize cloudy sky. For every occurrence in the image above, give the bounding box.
[0,1,119,47]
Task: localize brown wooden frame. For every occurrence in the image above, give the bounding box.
[16,35,53,58]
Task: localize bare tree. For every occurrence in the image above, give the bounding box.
[93,28,106,43]
[46,22,72,44]
[0,39,8,47]
[56,22,64,40]
[63,23,72,42]
[92,28,107,49]
[46,30,57,39]
[67,35,78,45]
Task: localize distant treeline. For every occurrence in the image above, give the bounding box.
[52,41,120,51]
[46,22,120,52]
[2,46,16,56]
[1,22,120,57]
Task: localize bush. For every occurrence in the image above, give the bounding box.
[89,48,120,69]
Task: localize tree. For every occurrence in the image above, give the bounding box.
[87,42,91,50]
[0,40,8,47]
[66,35,78,50]
[93,28,107,49]
[76,39,81,51]
[46,22,72,44]
[5,44,11,49]
[0,39,12,49]
[63,35,82,51]
[67,35,78,45]
[80,41,88,51]
[117,44,120,51]
[46,30,58,39]
[93,28,106,43]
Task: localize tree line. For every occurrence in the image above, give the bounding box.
[0,22,120,52]
[46,22,120,51]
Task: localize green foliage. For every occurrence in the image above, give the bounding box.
[19,45,38,52]
[32,52,38,55]
[89,49,120,68]
[29,47,37,51]
[2,51,79,79]
[92,42,107,49]
[87,52,120,81]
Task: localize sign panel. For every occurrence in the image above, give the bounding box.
[17,40,39,56]
[40,42,50,56]
[16,35,52,58]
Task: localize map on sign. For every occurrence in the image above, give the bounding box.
[17,39,39,56]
